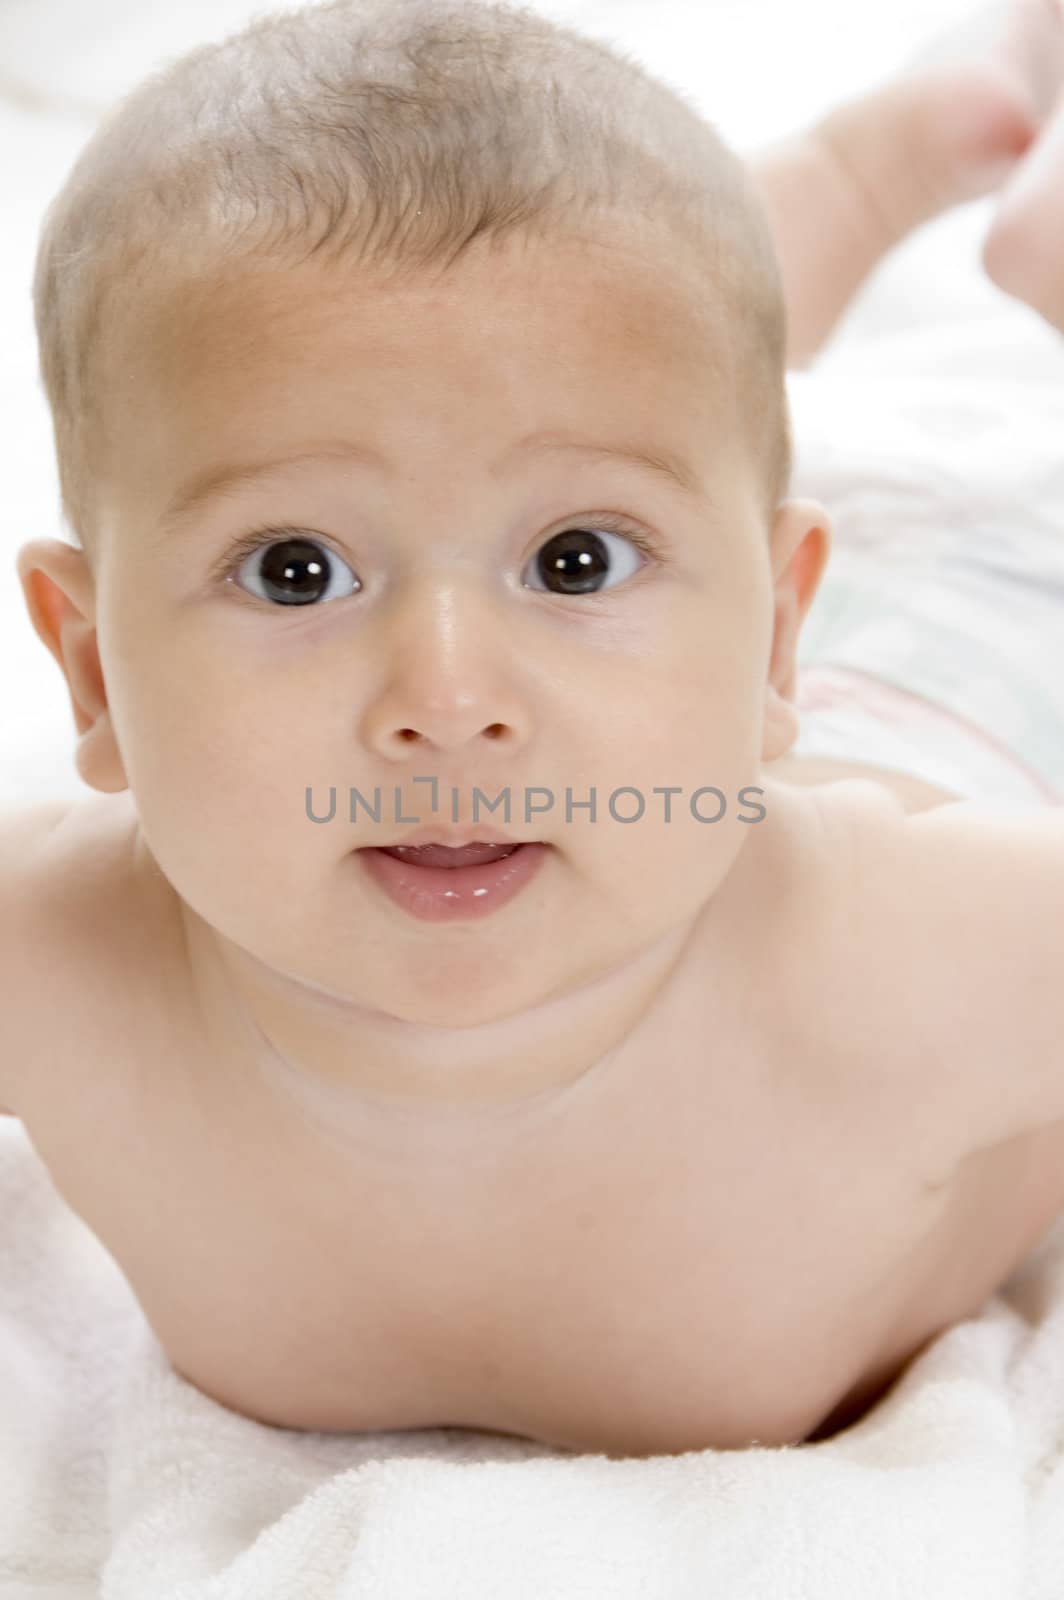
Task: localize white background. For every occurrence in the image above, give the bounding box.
[0,0,1054,806]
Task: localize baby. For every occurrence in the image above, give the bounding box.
[5,0,1064,1460]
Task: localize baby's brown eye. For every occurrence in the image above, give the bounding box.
[236,537,360,606]
[525,527,646,596]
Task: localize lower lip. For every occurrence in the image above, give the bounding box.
[356,842,550,922]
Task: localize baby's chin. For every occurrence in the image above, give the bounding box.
[231,910,676,1039]
[219,923,581,1031]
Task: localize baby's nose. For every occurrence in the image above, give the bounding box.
[366,693,524,759]
[391,686,514,747]
[361,581,531,756]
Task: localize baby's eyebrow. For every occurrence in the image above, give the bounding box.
[153,431,707,537]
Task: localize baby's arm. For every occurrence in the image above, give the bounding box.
[0,801,73,1116]
[862,803,1064,1159]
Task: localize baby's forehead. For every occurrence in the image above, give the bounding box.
[133,219,730,369]
[92,228,749,550]
[114,240,735,468]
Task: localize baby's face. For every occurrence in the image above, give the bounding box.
[92,223,799,1026]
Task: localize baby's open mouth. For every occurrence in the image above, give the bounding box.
[374,841,524,869]
[356,838,549,921]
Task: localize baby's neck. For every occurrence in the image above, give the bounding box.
[180,903,699,1165]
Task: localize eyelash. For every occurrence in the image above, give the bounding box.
[210,512,666,592]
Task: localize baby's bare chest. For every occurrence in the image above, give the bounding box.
[23,978,1047,1457]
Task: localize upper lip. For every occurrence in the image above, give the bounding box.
[362,825,534,850]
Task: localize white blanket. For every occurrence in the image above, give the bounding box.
[4,1113,1064,1599]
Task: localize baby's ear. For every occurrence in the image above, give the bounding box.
[15,538,128,794]
[760,498,832,763]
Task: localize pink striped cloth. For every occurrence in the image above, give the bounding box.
[793,663,1060,806]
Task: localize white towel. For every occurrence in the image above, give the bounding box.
[2,1113,1064,1600]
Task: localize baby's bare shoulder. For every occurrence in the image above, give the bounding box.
[830,788,1064,1165]
[0,791,152,1116]
[753,779,1025,1185]
[0,800,74,1104]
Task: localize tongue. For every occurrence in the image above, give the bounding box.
[380,841,519,869]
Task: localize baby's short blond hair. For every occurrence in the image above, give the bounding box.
[33,0,793,559]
